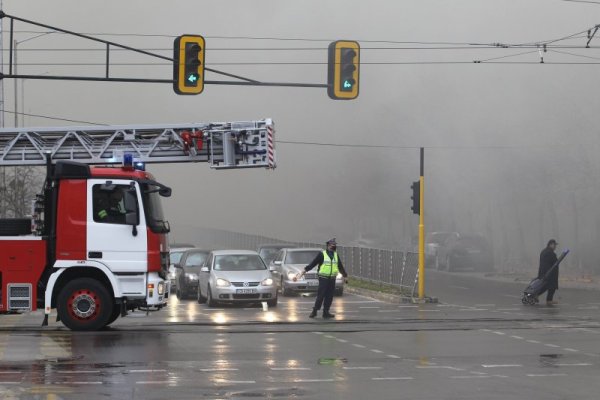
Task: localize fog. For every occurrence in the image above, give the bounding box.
[4,0,600,274]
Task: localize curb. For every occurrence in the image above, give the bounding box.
[346,286,438,304]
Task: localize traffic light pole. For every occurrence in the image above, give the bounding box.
[418,147,425,299]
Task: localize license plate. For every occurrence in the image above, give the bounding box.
[307,280,319,286]
[236,289,257,294]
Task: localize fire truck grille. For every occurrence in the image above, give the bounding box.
[9,286,30,298]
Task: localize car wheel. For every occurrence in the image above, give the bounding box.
[207,285,217,307]
[281,278,291,297]
[105,304,121,326]
[197,286,207,304]
[267,297,278,307]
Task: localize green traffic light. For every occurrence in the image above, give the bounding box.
[187,74,198,83]
[343,80,353,88]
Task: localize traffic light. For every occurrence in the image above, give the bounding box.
[173,35,205,95]
[327,40,360,100]
[411,181,420,215]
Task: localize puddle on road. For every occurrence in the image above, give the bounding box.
[539,353,563,367]
[318,357,348,366]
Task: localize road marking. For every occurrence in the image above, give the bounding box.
[449,285,469,290]
[136,381,171,384]
[343,366,382,370]
[312,332,324,335]
[492,331,506,335]
[352,344,366,348]
[324,335,336,339]
[545,344,560,348]
[480,329,492,332]
[497,308,519,311]
[271,367,312,371]
[387,355,401,359]
[482,364,522,368]
[57,370,101,374]
[371,349,384,353]
[563,348,579,352]
[294,378,337,383]
[68,382,102,385]
[459,308,488,311]
[416,366,464,371]
[527,340,541,344]
[336,339,348,343]
[127,369,167,373]
[214,379,256,384]
[360,306,380,309]
[200,368,239,372]
[372,377,414,381]
[554,363,592,366]
[398,305,418,308]
[0,371,22,374]
[417,310,441,312]
[451,375,491,379]
[0,382,20,384]
[474,304,496,307]
[510,335,524,340]
[527,374,567,377]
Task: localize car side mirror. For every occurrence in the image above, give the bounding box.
[200,266,209,272]
[269,265,277,272]
[173,263,182,269]
[274,261,282,266]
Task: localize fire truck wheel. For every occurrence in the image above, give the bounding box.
[106,305,121,326]
[57,278,113,331]
[0,218,31,236]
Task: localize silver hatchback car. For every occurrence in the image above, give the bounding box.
[197,250,278,307]
[270,248,344,296]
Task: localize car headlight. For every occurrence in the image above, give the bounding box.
[261,278,274,286]
[336,273,343,279]
[287,271,299,281]
[185,273,199,281]
[216,278,230,287]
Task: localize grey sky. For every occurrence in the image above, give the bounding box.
[4,0,600,272]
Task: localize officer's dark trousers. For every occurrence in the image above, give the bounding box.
[313,277,336,312]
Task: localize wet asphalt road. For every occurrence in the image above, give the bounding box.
[0,270,599,400]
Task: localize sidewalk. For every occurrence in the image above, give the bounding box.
[459,270,600,291]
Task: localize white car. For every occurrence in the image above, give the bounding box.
[197,250,278,307]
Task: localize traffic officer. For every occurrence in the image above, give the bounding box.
[296,238,348,319]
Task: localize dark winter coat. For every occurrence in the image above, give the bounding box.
[538,247,559,290]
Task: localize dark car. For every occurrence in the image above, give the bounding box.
[175,249,210,299]
[435,233,493,272]
[257,244,294,266]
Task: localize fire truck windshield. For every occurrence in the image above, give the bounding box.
[140,181,171,234]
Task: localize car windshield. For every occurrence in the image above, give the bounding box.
[184,252,208,267]
[459,236,488,248]
[170,251,184,264]
[259,248,280,263]
[285,251,320,265]
[428,233,452,244]
[215,255,266,271]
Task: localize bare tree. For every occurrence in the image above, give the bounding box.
[0,166,44,218]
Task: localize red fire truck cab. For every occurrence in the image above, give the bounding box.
[0,161,170,330]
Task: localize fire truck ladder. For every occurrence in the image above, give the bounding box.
[0,119,276,169]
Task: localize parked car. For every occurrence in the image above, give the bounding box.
[270,247,344,296]
[257,244,294,266]
[197,250,278,307]
[425,232,457,268]
[169,244,195,290]
[175,249,210,299]
[435,233,493,272]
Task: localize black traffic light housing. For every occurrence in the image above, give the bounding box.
[328,40,360,100]
[411,181,420,215]
[173,35,205,95]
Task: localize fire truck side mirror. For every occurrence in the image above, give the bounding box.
[123,188,139,227]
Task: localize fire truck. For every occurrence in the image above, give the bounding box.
[0,120,276,330]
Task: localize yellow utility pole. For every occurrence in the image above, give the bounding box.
[418,147,425,299]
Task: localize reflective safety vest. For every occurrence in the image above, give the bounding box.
[319,251,339,278]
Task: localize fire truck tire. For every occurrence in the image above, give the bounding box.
[0,218,31,236]
[105,305,121,326]
[57,278,113,331]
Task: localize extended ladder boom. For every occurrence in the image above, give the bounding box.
[0,119,276,169]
